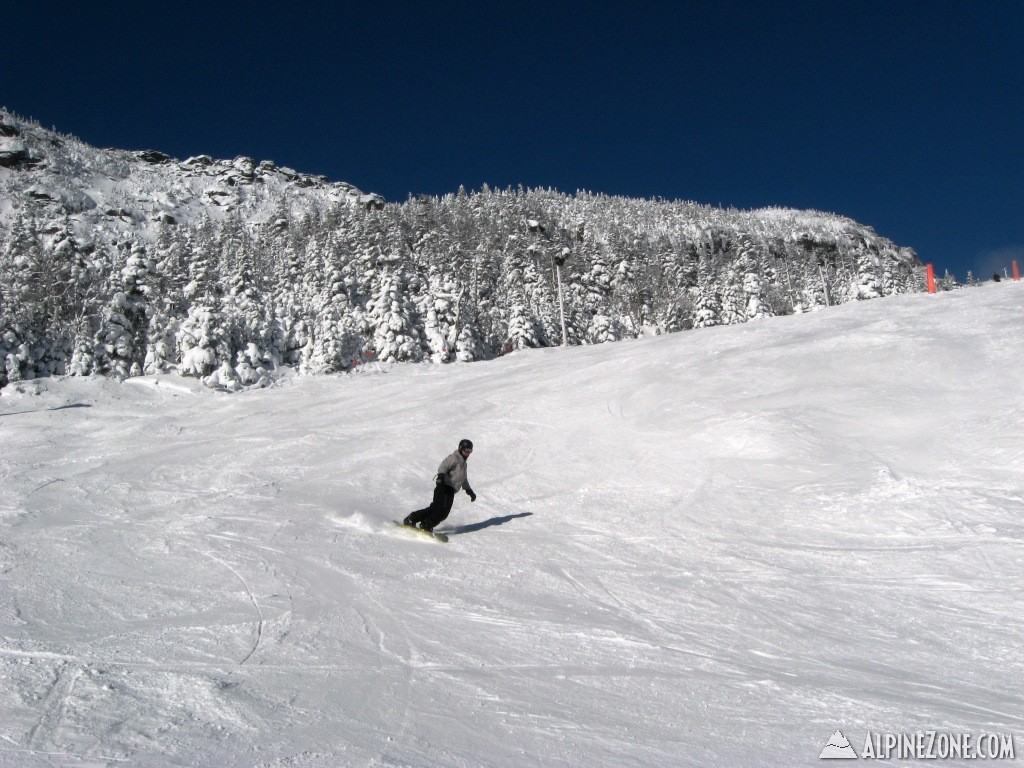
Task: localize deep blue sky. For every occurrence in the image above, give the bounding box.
[3,2,1022,280]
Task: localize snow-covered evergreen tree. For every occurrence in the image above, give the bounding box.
[692,274,722,329]
[368,266,422,363]
[94,240,155,378]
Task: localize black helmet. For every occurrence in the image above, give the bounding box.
[458,438,474,453]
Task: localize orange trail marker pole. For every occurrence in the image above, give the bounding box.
[1013,259,1020,281]
[926,263,936,293]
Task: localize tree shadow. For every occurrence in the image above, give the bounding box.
[443,512,533,536]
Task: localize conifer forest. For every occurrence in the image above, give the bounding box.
[0,111,925,390]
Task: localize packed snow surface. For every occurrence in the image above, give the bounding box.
[1,283,1022,767]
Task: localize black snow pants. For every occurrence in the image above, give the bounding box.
[407,483,456,530]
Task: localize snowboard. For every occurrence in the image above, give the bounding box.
[393,521,449,543]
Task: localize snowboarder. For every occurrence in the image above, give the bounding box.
[403,439,477,533]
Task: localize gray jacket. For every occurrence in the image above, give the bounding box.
[437,450,473,495]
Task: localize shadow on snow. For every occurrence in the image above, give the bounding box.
[0,403,93,417]
[442,512,534,536]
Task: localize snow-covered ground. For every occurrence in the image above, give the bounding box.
[1,283,1022,767]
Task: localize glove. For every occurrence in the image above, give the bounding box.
[468,491,477,502]
[435,473,445,485]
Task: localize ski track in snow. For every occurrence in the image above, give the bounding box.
[0,284,1023,766]
[200,550,265,670]
[25,662,79,752]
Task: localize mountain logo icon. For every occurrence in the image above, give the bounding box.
[819,730,858,759]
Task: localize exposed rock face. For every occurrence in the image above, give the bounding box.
[0,141,29,168]
[135,150,172,164]
[0,108,384,244]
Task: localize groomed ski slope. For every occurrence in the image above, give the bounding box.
[1,283,1022,767]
